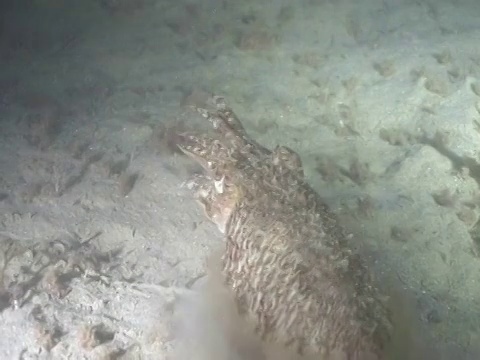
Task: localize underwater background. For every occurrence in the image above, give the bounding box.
[1,0,480,358]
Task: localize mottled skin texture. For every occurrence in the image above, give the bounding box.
[177,96,393,359]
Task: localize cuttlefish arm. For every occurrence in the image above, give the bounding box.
[176,132,241,234]
[176,132,231,175]
[193,96,272,158]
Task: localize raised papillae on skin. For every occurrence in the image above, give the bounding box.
[177,95,424,359]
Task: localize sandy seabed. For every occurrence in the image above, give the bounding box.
[1,0,480,358]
